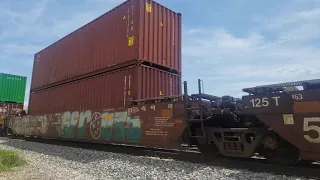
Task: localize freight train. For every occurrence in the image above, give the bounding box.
[6,78,320,166]
[4,0,320,166]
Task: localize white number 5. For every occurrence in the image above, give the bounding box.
[303,117,320,143]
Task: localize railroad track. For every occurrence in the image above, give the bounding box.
[5,135,320,179]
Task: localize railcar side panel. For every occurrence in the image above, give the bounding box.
[8,102,187,149]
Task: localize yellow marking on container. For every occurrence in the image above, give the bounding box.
[104,115,112,120]
[160,22,163,26]
[146,2,152,12]
[73,117,79,120]
[128,36,134,46]
[128,91,131,95]
[283,114,294,125]
[123,15,126,19]
[131,20,134,24]
[160,90,163,96]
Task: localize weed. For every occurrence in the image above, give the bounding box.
[0,149,26,172]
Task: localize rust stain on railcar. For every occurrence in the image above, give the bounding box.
[293,101,320,113]
[8,102,187,149]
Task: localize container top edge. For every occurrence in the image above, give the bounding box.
[35,0,181,56]
[0,73,27,79]
[151,0,182,15]
[34,0,129,55]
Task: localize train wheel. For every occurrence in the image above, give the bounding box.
[264,145,300,166]
[195,128,220,160]
[197,143,220,159]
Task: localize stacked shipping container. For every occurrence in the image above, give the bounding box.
[30,0,181,91]
[29,65,181,115]
[0,73,27,104]
[28,0,182,115]
[0,74,26,126]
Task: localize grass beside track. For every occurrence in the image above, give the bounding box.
[0,149,26,172]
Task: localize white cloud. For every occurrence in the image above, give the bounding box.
[183,27,320,94]
[48,11,104,39]
[0,0,52,40]
[298,8,320,19]
[182,6,320,96]
[1,44,42,55]
[182,28,264,65]
[256,8,320,30]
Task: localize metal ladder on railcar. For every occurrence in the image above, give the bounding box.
[183,79,207,138]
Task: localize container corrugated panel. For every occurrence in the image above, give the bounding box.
[0,74,27,103]
[28,65,181,115]
[31,0,181,91]
[138,0,182,72]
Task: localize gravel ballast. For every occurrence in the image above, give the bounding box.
[0,137,314,180]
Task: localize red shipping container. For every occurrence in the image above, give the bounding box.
[28,65,181,115]
[0,102,24,116]
[31,0,182,91]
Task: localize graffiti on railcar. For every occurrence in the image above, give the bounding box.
[8,109,141,143]
[0,108,6,127]
[60,110,91,139]
[60,110,141,142]
[0,106,23,115]
[8,115,49,135]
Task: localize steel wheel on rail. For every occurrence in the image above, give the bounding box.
[264,144,301,166]
[195,128,220,160]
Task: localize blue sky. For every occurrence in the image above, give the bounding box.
[1,0,320,108]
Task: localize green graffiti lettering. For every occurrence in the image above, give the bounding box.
[61,111,73,138]
[113,111,127,140]
[124,116,141,143]
[101,112,113,140]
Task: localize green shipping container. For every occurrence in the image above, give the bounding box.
[0,73,27,103]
